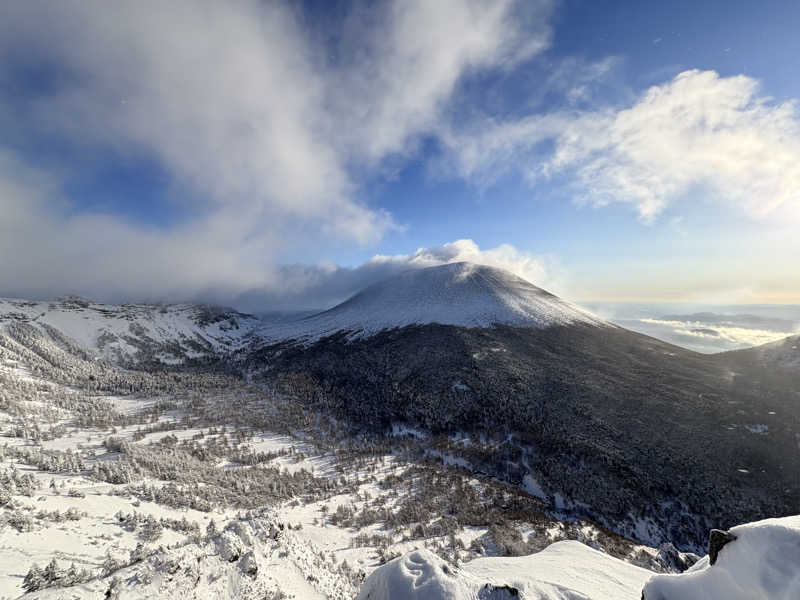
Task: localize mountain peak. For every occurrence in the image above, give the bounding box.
[261,262,603,342]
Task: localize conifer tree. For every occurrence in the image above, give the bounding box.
[43,558,60,585]
[22,563,44,593]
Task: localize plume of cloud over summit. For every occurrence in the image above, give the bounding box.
[236,239,560,313]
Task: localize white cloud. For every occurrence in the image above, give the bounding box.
[369,239,552,288]
[445,69,800,221]
[639,318,792,348]
[3,0,382,240]
[333,0,553,162]
[0,0,553,303]
[0,151,278,302]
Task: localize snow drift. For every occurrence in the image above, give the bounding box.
[356,541,653,600]
[642,515,800,600]
[359,516,800,600]
[262,262,603,342]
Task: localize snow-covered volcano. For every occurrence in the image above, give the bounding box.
[262,262,603,342]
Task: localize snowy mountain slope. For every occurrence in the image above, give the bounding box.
[0,296,260,365]
[356,542,654,600]
[260,262,605,342]
[357,515,800,600]
[23,514,358,600]
[642,515,800,600]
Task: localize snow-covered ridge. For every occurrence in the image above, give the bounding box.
[0,263,603,360]
[734,334,800,370]
[643,515,800,599]
[358,515,800,600]
[0,296,260,364]
[261,262,604,343]
[356,542,653,600]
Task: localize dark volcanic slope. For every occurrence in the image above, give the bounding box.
[720,333,800,371]
[250,322,800,550]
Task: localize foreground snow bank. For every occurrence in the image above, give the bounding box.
[356,541,652,600]
[642,515,800,600]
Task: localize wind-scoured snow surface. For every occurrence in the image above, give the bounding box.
[261,262,604,343]
[356,541,653,600]
[642,515,800,600]
[0,297,259,364]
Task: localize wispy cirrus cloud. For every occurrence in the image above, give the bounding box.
[443,69,800,222]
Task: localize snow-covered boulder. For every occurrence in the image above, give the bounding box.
[356,549,474,600]
[642,515,800,599]
[357,541,653,600]
[215,530,245,562]
[238,551,259,577]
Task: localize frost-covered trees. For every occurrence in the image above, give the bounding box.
[43,559,60,586]
[22,563,44,592]
[21,558,90,592]
[138,515,164,542]
[102,552,122,577]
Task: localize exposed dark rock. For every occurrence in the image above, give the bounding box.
[708,529,737,565]
[478,583,520,598]
[239,551,258,577]
[654,542,699,572]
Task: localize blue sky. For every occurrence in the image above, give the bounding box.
[0,0,798,310]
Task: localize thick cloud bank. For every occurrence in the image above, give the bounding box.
[0,1,552,304]
[586,303,800,353]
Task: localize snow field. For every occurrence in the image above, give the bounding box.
[642,515,800,600]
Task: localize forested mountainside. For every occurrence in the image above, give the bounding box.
[249,321,800,551]
[242,265,800,552]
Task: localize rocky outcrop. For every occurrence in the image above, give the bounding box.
[707,529,737,565]
[642,516,800,600]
